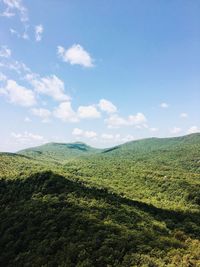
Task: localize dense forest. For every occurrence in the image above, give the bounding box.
[0,133,200,266]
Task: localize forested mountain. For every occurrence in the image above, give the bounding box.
[0,133,200,266]
[18,142,102,162]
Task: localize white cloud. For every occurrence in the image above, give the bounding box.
[0,9,15,17]
[0,79,36,106]
[106,112,147,128]
[98,99,117,113]
[77,105,101,119]
[53,101,78,122]
[29,75,70,102]
[180,112,188,118]
[1,0,28,22]
[187,126,200,134]
[57,44,94,67]
[160,102,169,108]
[72,128,97,139]
[54,102,102,123]
[0,45,11,58]
[170,127,182,135]
[31,108,51,122]
[0,59,31,74]
[35,24,43,42]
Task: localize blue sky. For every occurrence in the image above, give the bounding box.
[0,0,200,151]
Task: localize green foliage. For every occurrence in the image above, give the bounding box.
[18,142,102,163]
[0,133,200,266]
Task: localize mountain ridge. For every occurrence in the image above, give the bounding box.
[16,133,200,161]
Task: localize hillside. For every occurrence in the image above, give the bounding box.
[0,133,200,266]
[18,142,102,162]
[68,134,200,208]
[1,170,200,267]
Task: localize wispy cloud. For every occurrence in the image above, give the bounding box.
[98,99,117,113]
[0,45,11,58]
[1,0,28,22]
[35,24,43,42]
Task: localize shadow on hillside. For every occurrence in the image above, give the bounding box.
[0,171,200,267]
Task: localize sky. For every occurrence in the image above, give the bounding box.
[0,0,200,152]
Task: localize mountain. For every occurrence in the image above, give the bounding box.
[0,133,200,266]
[103,132,200,155]
[17,133,200,162]
[18,142,102,162]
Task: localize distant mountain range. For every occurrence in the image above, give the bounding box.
[17,133,200,162]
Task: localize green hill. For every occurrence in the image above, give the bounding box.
[18,142,102,162]
[0,133,200,266]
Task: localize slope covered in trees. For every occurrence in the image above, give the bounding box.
[18,142,102,163]
[0,133,200,266]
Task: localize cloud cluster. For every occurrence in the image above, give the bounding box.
[1,0,28,22]
[53,102,101,122]
[1,0,44,42]
[72,128,135,144]
[105,113,147,128]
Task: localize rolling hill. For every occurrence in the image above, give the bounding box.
[0,133,200,266]
[17,142,102,162]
